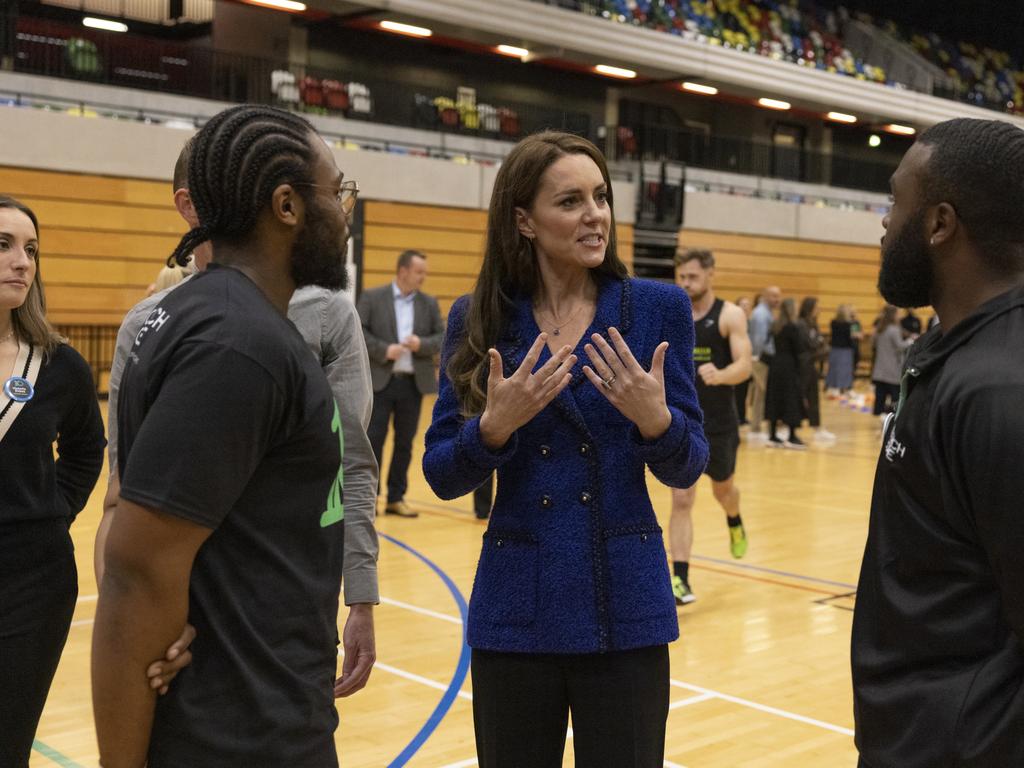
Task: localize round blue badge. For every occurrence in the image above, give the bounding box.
[3,376,34,403]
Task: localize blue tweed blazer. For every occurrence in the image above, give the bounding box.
[423,276,708,653]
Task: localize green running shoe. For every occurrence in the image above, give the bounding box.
[672,575,696,605]
[729,523,748,558]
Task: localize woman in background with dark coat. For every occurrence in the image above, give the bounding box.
[765,298,807,448]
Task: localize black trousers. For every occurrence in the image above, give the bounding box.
[872,381,900,415]
[367,374,423,504]
[472,645,670,768]
[0,518,78,767]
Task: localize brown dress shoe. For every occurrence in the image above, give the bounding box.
[384,500,418,518]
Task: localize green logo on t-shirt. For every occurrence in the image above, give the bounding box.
[320,403,345,528]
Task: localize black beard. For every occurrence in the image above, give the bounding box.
[878,209,933,308]
[290,198,349,291]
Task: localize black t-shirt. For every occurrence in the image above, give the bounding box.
[830,320,853,348]
[693,298,737,433]
[117,264,344,767]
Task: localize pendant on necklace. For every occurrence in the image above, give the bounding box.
[553,329,560,336]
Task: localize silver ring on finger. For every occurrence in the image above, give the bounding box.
[601,374,617,389]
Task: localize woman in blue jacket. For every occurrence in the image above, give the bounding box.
[423,132,708,767]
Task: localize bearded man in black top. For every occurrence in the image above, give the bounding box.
[92,105,353,768]
[853,118,1024,767]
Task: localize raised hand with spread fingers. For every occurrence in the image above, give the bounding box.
[582,326,672,440]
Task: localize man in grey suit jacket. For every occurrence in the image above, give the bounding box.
[358,249,444,517]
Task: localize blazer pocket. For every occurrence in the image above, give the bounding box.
[604,524,675,621]
[471,529,539,627]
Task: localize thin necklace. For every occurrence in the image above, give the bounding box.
[536,303,584,337]
[0,329,13,344]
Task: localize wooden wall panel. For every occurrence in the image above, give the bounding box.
[678,228,884,321]
[362,200,635,317]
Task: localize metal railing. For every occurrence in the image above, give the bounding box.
[614,123,897,193]
[10,16,593,143]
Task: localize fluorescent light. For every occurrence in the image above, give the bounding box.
[497,44,530,58]
[827,111,857,123]
[683,82,718,95]
[241,0,306,10]
[82,17,128,32]
[380,20,432,37]
[595,64,636,79]
[868,134,882,148]
[758,97,791,110]
[884,123,916,135]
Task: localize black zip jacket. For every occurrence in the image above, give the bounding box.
[852,284,1024,767]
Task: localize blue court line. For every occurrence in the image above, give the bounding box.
[690,554,857,591]
[379,531,471,768]
[32,740,84,768]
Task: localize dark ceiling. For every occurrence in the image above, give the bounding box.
[838,0,1024,61]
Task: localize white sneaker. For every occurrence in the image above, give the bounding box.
[779,425,792,440]
[814,428,837,444]
[746,431,768,445]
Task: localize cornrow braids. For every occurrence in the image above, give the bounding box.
[168,105,317,267]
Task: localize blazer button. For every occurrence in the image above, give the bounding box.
[539,445,552,458]
[579,492,592,505]
[541,495,553,508]
[579,443,591,456]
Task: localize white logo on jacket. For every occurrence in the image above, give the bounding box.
[884,426,906,462]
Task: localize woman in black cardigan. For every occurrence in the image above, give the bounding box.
[0,196,105,765]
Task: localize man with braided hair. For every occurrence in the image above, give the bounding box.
[93,105,358,767]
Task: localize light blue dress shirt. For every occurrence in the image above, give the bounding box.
[392,282,416,373]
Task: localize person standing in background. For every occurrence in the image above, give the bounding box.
[796,297,835,443]
[825,304,859,396]
[358,250,444,519]
[747,286,780,438]
[734,295,753,425]
[765,298,806,448]
[869,305,914,419]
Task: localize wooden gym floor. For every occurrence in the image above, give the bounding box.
[31,392,880,768]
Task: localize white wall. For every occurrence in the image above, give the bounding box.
[0,95,636,220]
[684,190,884,245]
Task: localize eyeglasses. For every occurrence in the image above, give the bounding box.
[292,180,359,214]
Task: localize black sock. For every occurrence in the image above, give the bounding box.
[673,561,689,584]
[727,514,743,528]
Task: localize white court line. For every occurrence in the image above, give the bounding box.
[76,594,98,603]
[379,596,464,625]
[669,692,716,710]
[339,649,473,703]
[75,594,852,738]
[670,680,854,736]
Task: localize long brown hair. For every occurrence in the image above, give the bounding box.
[876,304,899,334]
[772,297,797,334]
[0,196,63,356]
[446,131,629,416]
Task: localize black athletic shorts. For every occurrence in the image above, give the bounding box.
[704,427,739,482]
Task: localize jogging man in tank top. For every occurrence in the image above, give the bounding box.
[668,249,753,604]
